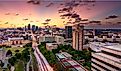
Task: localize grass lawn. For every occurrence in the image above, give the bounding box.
[6,47,25,55]
[0,67,2,71]
[0,67,10,71]
[15,61,24,71]
[5,69,10,71]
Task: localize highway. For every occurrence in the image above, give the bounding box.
[31,32,53,71]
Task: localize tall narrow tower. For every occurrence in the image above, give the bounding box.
[28,24,31,30]
[72,24,84,51]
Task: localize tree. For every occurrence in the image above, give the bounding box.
[6,50,12,57]
[6,46,11,48]
[15,53,21,59]
[15,50,19,53]
[23,42,32,47]
[40,42,46,46]
[52,49,59,54]
[0,60,4,67]
[8,56,17,66]
[21,48,30,62]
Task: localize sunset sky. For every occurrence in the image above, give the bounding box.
[0,0,121,28]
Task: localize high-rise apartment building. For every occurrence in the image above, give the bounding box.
[90,42,121,71]
[72,24,84,51]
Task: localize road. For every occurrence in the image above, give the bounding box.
[31,32,53,71]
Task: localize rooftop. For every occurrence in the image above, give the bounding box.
[56,53,67,59]
[56,53,87,71]
[46,43,57,46]
[90,42,121,52]
[8,37,24,41]
[61,52,72,58]
[95,53,121,63]
[104,44,121,51]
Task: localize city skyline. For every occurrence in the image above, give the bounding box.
[0,1,121,71]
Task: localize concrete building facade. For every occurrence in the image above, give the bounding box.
[46,43,58,51]
[39,35,64,44]
[90,42,121,71]
[72,24,84,51]
[8,37,24,46]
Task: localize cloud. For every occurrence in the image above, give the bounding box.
[89,20,101,23]
[71,13,80,18]
[105,15,118,19]
[27,0,40,5]
[23,18,28,21]
[46,3,54,7]
[60,13,72,17]
[42,22,48,25]
[5,13,10,15]
[81,19,88,21]
[4,22,8,24]
[45,19,51,22]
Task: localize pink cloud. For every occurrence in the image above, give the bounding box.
[75,1,121,20]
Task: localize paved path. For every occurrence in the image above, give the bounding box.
[10,66,15,71]
[26,54,32,71]
[31,32,53,71]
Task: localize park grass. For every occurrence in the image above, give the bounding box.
[5,68,10,71]
[6,47,25,55]
[0,67,2,71]
[15,61,24,71]
[0,67,10,71]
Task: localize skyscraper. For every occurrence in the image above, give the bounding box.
[28,24,31,30]
[36,26,38,31]
[65,26,72,38]
[72,24,84,51]
[32,25,36,32]
[25,26,27,31]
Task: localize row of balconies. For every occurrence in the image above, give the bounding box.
[92,53,121,68]
[85,36,121,42]
[97,53,121,63]
[91,63,106,71]
[91,58,117,71]
[101,47,121,56]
